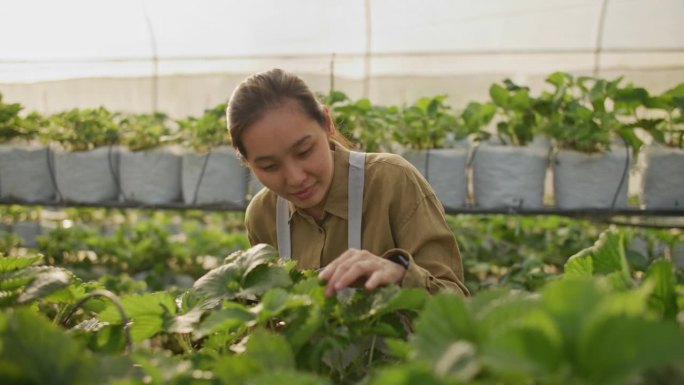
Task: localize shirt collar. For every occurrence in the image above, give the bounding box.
[288,140,350,221]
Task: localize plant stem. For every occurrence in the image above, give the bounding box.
[61,289,133,354]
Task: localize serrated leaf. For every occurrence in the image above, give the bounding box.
[577,315,684,385]
[564,229,631,289]
[0,255,42,272]
[248,369,332,385]
[284,304,323,352]
[365,286,428,319]
[1,309,90,385]
[193,262,243,301]
[644,259,677,319]
[240,265,292,298]
[17,269,71,304]
[245,329,295,370]
[539,277,605,356]
[196,303,254,337]
[99,292,176,342]
[167,306,204,334]
[253,288,311,322]
[482,323,561,377]
[411,293,477,363]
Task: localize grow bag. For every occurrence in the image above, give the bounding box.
[642,145,684,209]
[0,144,56,202]
[401,147,469,210]
[554,147,630,209]
[119,147,182,204]
[53,146,120,203]
[182,146,248,207]
[472,143,548,209]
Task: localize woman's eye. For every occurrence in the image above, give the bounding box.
[298,148,312,158]
[260,164,277,172]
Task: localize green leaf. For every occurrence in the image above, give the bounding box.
[644,259,677,319]
[166,306,204,334]
[245,329,295,370]
[253,288,311,322]
[99,292,176,342]
[212,354,263,384]
[17,268,71,304]
[248,369,332,385]
[0,255,42,272]
[283,303,323,352]
[482,322,562,377]
[240,265,292,298]
[194,244,281,301]
[412,293,477,364]
[489,84,509,108]
[539,277,605,357]
[195,302,254,337]
[564,229,632,289]
[0,309,98,385]
[366,286,428,319]
[367,362,454,385]
[578,315,684,385]
[546,72,569,88]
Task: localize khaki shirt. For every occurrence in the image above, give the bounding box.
[245,143,468,295]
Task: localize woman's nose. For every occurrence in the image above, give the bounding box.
[283,162,306,186]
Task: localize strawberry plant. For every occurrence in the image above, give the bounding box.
[177,102,231,152]
[48,107,120,151]
[0,93,46,143]
[119,112,177,151]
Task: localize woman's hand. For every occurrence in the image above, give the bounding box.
[318,248,407,297]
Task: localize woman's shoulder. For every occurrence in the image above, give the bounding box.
[245,186,277,221]
[363,151,436,199]
[364,151,421,181]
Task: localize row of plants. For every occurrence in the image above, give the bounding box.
[326,73,684,210]
[1,224,683,384]
[1,72,683,209]
[0,100,250,206]
[0,206,249,291]
[2,205,681,294]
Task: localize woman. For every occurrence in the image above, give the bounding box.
[228,68,467,297]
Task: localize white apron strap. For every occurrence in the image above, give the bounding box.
[347,151,365,249]
[276,195,291,260]
[276,151,366,259]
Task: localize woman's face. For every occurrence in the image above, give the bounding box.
[242,101,334,218]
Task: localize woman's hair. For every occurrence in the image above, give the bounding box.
[227,68,352,158]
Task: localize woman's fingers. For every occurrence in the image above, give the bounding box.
[318,249,406,297]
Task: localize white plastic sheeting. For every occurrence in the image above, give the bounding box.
[1,0,683,116]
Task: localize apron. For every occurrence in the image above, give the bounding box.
[276,151,366,260]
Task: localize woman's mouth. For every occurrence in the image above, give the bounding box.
[293,185,315,201]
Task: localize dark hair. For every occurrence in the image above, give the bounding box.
[227,68,351,158]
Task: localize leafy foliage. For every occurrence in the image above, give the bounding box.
[48,107,120,151]
[0,93,46,143]
[119,112,177,151]
[177,102,230,152]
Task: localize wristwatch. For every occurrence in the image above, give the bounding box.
[387,253,410,270]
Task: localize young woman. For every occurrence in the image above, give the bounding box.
[228,68,467,297]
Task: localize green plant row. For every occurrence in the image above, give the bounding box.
[325,73,684,153]
[2,206,681,294]
[0,101,229,152]
[2,72,682,154]
[1,208,249,291]
[1,226,683,385]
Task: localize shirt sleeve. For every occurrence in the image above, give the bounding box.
[385,172,469,296]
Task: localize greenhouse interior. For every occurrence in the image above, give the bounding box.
[1,0,683,384]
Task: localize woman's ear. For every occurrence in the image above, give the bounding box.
[323,106,335,136]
